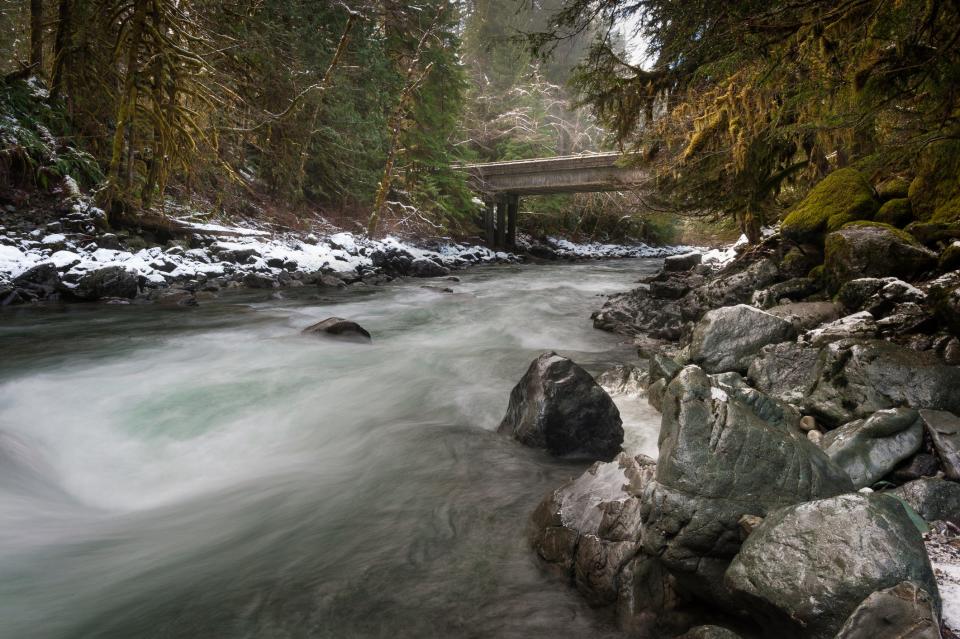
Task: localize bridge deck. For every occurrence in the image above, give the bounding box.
[460,152,645,196]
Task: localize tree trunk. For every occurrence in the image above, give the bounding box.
[107,0,148,204]
[30,0,43,72]
[50,0,72,101]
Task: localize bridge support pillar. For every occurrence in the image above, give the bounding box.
[495,197,506,248]
[483,200,495,246]
[506,194,518,248]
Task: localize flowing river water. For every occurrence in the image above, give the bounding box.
[0,258,664,639]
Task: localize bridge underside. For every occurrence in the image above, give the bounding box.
[461,153,647,248]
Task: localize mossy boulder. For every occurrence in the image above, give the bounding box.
[904,221,960,247]
[908,139,960,220]
[931,194,960,224]
[873,198,914,228]
[779,245,822,278]
[940,242,960,272]
[823,225,937,293]
[783,168,879,243]
[875,176,911,201]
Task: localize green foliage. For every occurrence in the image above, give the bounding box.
[782,169,878,243]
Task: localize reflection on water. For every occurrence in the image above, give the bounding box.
[0,259,663,638]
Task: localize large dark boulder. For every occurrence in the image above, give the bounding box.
[663,252,702,272]
[823,225,937,293]
[891,478,960,525]
[13,263,61,296]
[833,581,941,639]
[301,317,372,343]
[688,304,797,374]
[821,408,923,488]
[71,266,138,300]
[806,339,960,427]
[639,366,852,603]
[725,493,940,639]
[498,352,623,459]
[408,258,450,278]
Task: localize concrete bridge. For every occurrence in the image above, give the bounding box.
[459,152,646,248]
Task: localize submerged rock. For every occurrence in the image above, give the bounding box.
[639,366,852,603]
[688,304,796,374]
[725,493,940,639]
[821,408,923,488]
[833,581,941,639]
[497,352,623,459]
[301,317,372,343]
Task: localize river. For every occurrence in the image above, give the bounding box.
[0,258,663,639]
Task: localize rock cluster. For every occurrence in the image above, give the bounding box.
[536,203,960,637]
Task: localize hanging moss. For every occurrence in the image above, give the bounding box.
[874,198,914,227]
[908,140,960,220]
[782,168,879,243]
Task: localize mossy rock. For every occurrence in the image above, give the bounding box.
[874,198,914,228]
[941,242,960,272]
[840,220,921,246]
[875,176,911,201]
[808,264,825,281]
[904,221,960,247]
[908,140,960,220]
[931,195,960,224]
[783,168,878,243]
[780,245,822,278]
[824,225,937,293]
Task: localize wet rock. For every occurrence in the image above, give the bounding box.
[530,453,654,595]
[892,453,940,481]
[891,478,960,526]
[616,553,688,636]
[765,301,841,332]
[824,225,937,292]
[747,342,821,406]
[497,352,623,459]
[647,378,667,413]
[649,353,682,385]
[725,493,940,639]
[301,317,372,343]
[148,288,197,307]
[919,409,960,480]
[242,272,278,289]
[821,408,923,488]
[806,340,960,427]
[640,366,852,603]
[72,266,138,300]
[751,277,821,309]
[689,304,796,374]
[834,581,941,639]
[12,263,61,297]
[649,279,690,299]
[408,258,450,278]
[801,311,878,347]
[596,364,647,396]
[664,252,702,272]
[318,274,347,289]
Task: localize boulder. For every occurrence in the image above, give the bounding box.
[891,478,960,525]
[242,272,278,289]
[725,493,940,639]
[928,272,960,336]
[663,252,702,272]
[318,274,346,288]
[918,409,960,480]
[940,241,960,272]
[408,258,450,278]
[806,340,960,427]
[639,366,852,603]
[301,317,372,343]
[821,408,924,488]
[13,263,61,296]
[892,453,941,481]
[649,353,682,384]
[497,352,623,459]
[647,378,667,413]
[834,581,941,639]
[801,311,877,346]
[823,225,937,292]
[873,197,914,228]
[688,304,796,374]
[782,168,879,243]
[751,277,821,309]
[71,266,138,300]
[765,301,841,332]
[596,364,646,396]
[747,342,821,406]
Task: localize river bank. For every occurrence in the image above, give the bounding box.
[512,220,960,638]
[0,196,693,306]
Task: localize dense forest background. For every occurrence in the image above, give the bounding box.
[1,0,959,245]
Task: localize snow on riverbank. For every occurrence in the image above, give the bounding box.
[0,205,696,302]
